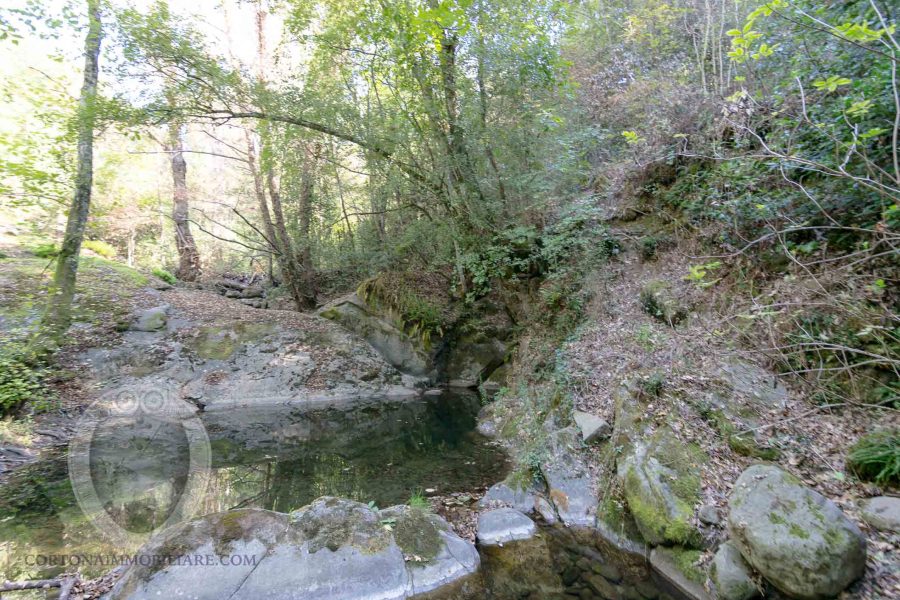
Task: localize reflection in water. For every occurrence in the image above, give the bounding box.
[0,390,508,581]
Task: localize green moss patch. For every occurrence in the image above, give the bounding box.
[185,322,276,360]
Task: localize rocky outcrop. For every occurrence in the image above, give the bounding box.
[618,432,703,548]
[108,499,481,600]
[727,465,866,599]
[318,292,437,377]
[444,336,507,387]
[710,542,759,600]
[540,427,598,527]
[640,280,689,326]
[86,312,415,411]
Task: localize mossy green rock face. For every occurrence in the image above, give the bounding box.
[617,426,703,548]
[727,465,866,600]
[318,293,435,377]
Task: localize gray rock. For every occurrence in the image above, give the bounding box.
[131,305,169,332]
[618,439,700,547]
[445,337,508,388]
[699,505,722,526]
[727,465,866,600]
[108,499,480,600]
[573,410,611,444]
[710,542,759,600]
[860,496,900,533]
[649,547,710,600]
[534,496,558,525]
[477,508,537,546]
[478,482,536,513]
[541,427,598,527]
[318,293,436,377]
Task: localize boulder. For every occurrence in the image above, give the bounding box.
[710,542,759,600]
[108,499,481,600]
[860,496,900,533]
[699,505,722,527]
[131,305,169,332]
[541,427,598,527]
[477,508,537,546]
[618,433,702,548]
[573,410,611,444]
[478,481,536,513]
[727,465,866,599]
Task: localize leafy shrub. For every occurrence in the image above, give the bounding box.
[82,239,117,258]
[152,267,177,285]
[847,430,899,486]
[29,243,59,259]
[0,250,8,259]
[0,346,49,415]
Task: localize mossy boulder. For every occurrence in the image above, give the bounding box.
[109,499,481,600]
[618,432,703,548]
[727,465,866,599]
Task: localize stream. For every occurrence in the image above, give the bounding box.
[0,391,507,582]
[0,389,673,600]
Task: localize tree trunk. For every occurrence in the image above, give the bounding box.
[168,124,201,281]
[38,0,102,341]
[296,151,318,307]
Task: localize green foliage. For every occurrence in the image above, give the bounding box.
[151,267,177,285]
[0,344,51,415]
[847,430,899,486]
[407,490,430,510]
[28,243,58,259]
[81,239,116,259]
[358,273,449,346]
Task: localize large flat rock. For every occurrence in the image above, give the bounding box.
[107,499,481,600]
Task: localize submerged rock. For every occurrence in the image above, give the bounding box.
[477,508,536,546]
[727,465,866,599]
[710,542,759,600]
[108,499,481,600]
[860,496,900,533]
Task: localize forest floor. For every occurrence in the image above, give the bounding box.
[555,216,900,598]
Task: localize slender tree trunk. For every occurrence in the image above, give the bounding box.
[168,124,201,281]
[296,151,318,307]
[38,0,102,341]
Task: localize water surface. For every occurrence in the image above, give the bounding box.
[0,390,508,582]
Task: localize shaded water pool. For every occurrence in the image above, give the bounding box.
[0,390,508,582]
